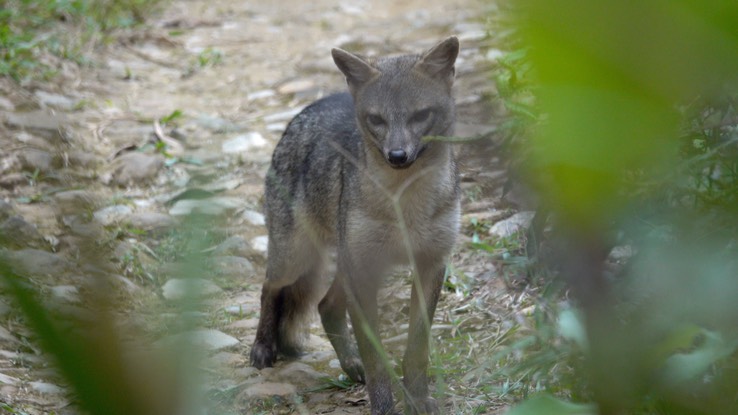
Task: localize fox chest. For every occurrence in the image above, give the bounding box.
[344,194,459,265]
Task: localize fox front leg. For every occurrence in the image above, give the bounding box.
[401,262,445,415]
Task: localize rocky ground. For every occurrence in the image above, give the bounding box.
[0,1,536,414]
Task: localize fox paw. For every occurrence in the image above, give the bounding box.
[405,396,439,415]
[250,341,276,369]
[340,356,365,384]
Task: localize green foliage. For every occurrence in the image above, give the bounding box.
[0,0,165,81]
[507,394,596,415]
[485,0,738,414]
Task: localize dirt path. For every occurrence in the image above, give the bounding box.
[0,1,521,414]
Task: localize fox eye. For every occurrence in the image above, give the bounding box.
[366,113,386,127]
[410,109,432,124]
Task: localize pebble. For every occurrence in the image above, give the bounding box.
[240,382,297,399]
[168,197,243,216]
[241,210,265,226]
[227,318,259,330]
[50,285,80,303]
[273,361,327,387]
[195,115,242,133]
[0,373,19,386]
[0,325,19,344]
[214,235,251,257]
[0,173,26,189]
[19,148,54,173]
[0,300,10,317]
[34,90,77,111]
[250,235,268,254]
[0,200,14,221]
[0,96,14,111]
[161,329,240,351]
[6,249,70,278]
[0,215,44,248]
[246,90,276,101]
[93,205,133,226]
[488,211,536,238]
[126,212,177,232]
[210,351,247,366]
[212,256,255,278]
[67,150,103,169]
[29,381,65,395]
[3,110,65,132]
[110,152,165,186]
[221,132,267,154]
[53,190,99,216]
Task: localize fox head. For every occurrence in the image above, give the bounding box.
[332,37,459,169]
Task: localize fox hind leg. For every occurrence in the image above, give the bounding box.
[319,274,365,383]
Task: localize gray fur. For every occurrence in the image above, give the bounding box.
[251,37,461,415]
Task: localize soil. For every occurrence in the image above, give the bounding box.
[0,1,530,414]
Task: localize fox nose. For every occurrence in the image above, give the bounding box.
[387,149,408,166]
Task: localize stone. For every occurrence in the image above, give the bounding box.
[0,96,14,111]
[489,211,536,238]
[19,148,55,173]
[29,381,64,395]
[3,110,66,132]
[160,329,240,351]
[161,278,223,301]
[240,382,297,399]
[0,200,14,221]
[213,236,251,257]
[6,249,70,278]
[221,132,267,154]
[0,325,19,344]
[273,361,327,387]
[212,256,255,277]
[195,115,242,133]
[210,351,247,366]
[246,89,275,101]
[126,212,177,232]
[34,90,77,111]
[53,190,99,216]
[227,318,259,330]
[93,205,133,226]
[110,152,165,186]
[250,235,268,254]
[0,173,26,189]
[0,216,44,248]
[168,197,243,216]
[67,151,103,169]
[201,178,243,192]
[241,210,265,226]
[0,373,19,385]
[50,285,80,303]
[0,300,11,317]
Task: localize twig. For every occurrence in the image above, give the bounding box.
[423,129,497,144]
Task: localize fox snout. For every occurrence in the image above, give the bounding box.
[387,148,409,167]
[384,144,426,169]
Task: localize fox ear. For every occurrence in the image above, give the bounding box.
[416,36,459,86]
[332,48,380,91]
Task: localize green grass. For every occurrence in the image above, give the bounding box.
[0,0,165,81]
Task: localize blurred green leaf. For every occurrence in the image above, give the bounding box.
[507,393,597,415]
